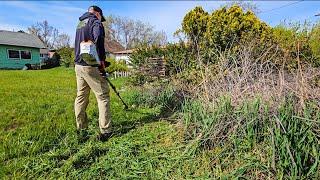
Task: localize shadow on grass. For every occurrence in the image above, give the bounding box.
[71,107,176,170]
[112,107,176,137]
[72,146,110,169]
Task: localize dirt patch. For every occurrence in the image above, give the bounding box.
[4,122,21,131]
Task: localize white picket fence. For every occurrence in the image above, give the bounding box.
[113,71,131,78]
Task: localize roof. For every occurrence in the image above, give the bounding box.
[0,30,46,49]
[105,39,125,53]
[40,48,49,54]
[113,49,133,54]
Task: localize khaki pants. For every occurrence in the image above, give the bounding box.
[74,65,111,134]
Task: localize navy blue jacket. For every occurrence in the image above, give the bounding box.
[74,12,106,66]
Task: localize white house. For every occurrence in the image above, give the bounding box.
[113,49,133,65]
[40,48,49,61]
[105,39,125,58]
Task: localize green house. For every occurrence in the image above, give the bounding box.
[0,30,46,69]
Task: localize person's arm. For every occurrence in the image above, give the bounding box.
[92,20,107,75]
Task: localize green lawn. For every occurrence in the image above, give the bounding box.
[0,67,211,179]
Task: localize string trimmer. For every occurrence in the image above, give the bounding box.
[105,77,129,110]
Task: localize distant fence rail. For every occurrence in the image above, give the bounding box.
[112,57,166,79]
[139,57,166,78]
[113,71,131,78]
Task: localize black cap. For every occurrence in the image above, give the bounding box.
[89,5,106,22]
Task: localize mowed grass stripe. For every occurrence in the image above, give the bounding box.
[0,68,210,179]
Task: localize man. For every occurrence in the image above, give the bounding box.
[74,5,112,142]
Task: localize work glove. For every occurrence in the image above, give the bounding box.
[105,61,111,67]
[100,70,107,77]
[98,61,107,77]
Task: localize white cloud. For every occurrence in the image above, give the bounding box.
[1,1,84,42]
[2,1,85,15]
[0,22,25,32]
[1,1,39,12]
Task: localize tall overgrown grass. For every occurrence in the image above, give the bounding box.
[175,39,320,178]
[127,6,320,178]
[181,96,320,178]
[129,38,320,178]
[126,84,182,114]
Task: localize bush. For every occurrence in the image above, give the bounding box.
[47,55,60,67]
[182,6,209,48]
[181,5,319,70]
[130,5,276,86]
[130,44,166,66]
[128,71,152,86]
[205,5,272,51]
[56,47,74,67]
[106,58,128,74]
[130,43,196,83]
[181,5,273,59]
[309,22,320,66]
[130,5,320,85]
[126,84,183,113]
[272,21,316,69]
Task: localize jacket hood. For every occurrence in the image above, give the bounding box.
[79,12,97,21]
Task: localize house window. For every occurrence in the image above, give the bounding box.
[21,50,31,59]
[8,50,20,59]
[7,49,32,60]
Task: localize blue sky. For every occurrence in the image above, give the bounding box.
[0,1,319,43]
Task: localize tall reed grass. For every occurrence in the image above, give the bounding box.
[176,40,320,178]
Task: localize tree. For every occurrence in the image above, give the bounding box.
[55,33,71,49]
[27,25,41,39]
[27,20,70,49]
[102,15,115,41]
[182,6,209,50]
[224,1,261,14]
[57,47,74,67]
[106,58,128,73]
[309,22,320,65]
[205,5,271,50]
[28,20,53,48]
[104,15,167,49]
[273,20,317,68]
[148,30,167,46]
[50,28,59,49]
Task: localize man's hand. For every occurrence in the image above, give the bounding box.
[105,61,111,67]
[100,61,106,69]
[99,61,107,77]
[99,70,107,77]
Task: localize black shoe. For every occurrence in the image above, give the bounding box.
[96,132,113,142]
[77,129,89,143]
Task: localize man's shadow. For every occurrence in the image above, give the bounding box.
[111,107,176,136]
